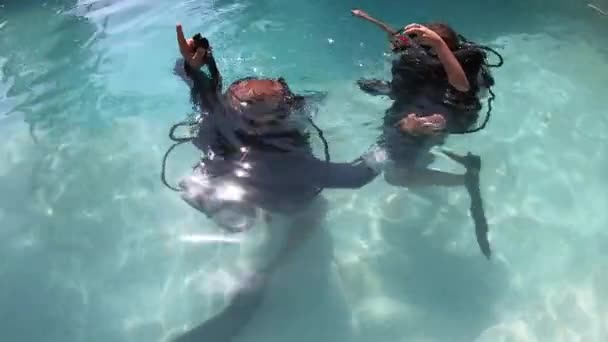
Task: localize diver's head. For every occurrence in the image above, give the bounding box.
[424,22,460,50]
[225,77,305,135]
[392,22,460,53]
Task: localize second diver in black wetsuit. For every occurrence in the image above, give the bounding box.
[351,10,504,259]
[164,26,383,342]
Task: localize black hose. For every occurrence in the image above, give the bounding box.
[161,120,197,192]
[477,46,504,68]
[304,116,331,198]
[458,33,504,68]
[307,118,331,163]
[452,88,496,135]
[169,120,197,142]
[450,34,503,135]
[161,140,188,192]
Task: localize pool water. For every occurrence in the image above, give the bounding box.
[1,1,608,341]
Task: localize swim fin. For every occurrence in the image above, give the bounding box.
[171,273,270,342]
[442,150,492,259]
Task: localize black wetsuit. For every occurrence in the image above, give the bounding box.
[361,44,491,168]
[389,44,488,131]
[176,55,378,214]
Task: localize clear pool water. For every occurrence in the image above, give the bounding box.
[1,1,608,341]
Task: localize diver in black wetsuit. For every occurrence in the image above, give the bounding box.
[351,10,503,259]
[169,26,381,229]
[165,28,381,342]
[169,66,380,231]
[177,76,381,228]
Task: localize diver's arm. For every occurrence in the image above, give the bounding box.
[206,51,222,91]
[403,25,470,92]
[316,159,379,189]
[351,9,399,37]
[434,41,470,92]
[176,24,207,69]
[176,24,191,57]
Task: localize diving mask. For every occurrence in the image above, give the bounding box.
[225,77,305,133]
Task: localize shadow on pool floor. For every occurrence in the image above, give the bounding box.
[356,187,510,342]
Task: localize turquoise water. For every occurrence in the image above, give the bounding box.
[2,1,608,341]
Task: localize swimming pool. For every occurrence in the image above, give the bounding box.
[1,1,608,341]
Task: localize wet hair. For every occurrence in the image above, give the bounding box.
[425,22,460,51]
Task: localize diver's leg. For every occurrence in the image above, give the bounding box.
[384,166,465,187]
[171,272,267,342]
[383,148,482,188]
[384,151,491,258]
[262,196,327,274]
[439,150,483,192]
[169,214,287,342]
[170,198,328,342]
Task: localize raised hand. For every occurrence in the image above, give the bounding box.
[403,23,445,48]
[396,113,446,136]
